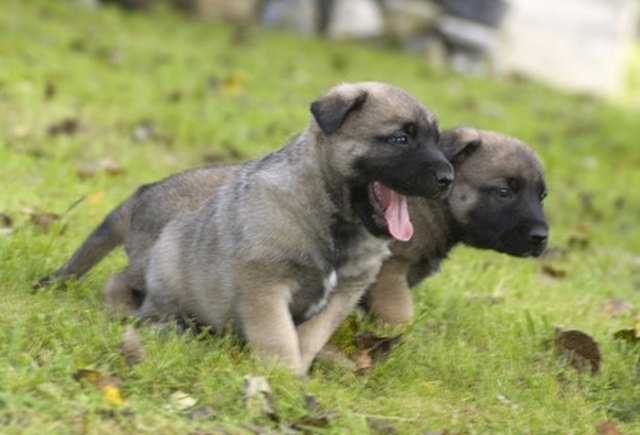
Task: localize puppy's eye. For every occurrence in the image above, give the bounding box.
[540,191,548,201]
[495,187,512,199]
[388,135,409,145]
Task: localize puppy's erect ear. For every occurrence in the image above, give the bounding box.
[441,126,482,164]
[310,90,368,136]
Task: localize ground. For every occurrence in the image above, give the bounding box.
[1,1,639,433]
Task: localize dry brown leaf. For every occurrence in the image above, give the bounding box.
[0,213,12,236]
[353,332,402,363]
[604,298,632,317]
[554,329,601,376]
[99,158,124,176]
[121,325,146,367]
[77,163,99,180]
[350,350,373,374]
[567,233,590,250]
[366,416,398,434]
[596,421,622,435]
[542,264,567,279]
[26,209,61,233]
[0,213,13,228]
[47,118,80,136]
[186,406,216,420]
[44,81,56,100]
[73,369,125,406]
[242,375,277,421]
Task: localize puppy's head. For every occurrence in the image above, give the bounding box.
[310,82,453,242]
[442,127,548,257]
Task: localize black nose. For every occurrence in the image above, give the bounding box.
[435,168,454,189]
[529,227,548,247]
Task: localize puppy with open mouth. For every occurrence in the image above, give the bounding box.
[139,82,453,374]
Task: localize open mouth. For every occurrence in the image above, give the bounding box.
[369,181,414,242]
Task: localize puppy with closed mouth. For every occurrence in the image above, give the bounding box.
[366,126,549,325]
[138,82,453,374]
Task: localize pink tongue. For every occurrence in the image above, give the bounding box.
[377,183,414,242]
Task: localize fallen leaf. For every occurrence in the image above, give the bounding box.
[0,213,12,236]
[166,90,183,103]
[26,209,61,233]
[88,191,104,206]
[186,406,216,420]
[99,158,124,176]
[542,264,567,279]
[121,325,146,367]
[596,421,622,435]
[77,163,99,180]
[0,213,13,228]
[168,390,198,411]
[103,384,126,407]
[578,192,603,221]
[73,369,125,406]
[575,222,591,234]
[567,233,590,250]
[353,332,402,363]
[242,375,277,422]
[44,81,56,100]
[554,329,601,376]
[604,298,632,317]
[350,350,373,374]
[218,72,245,95]
[366,416,398,434]
[47,118,80,136]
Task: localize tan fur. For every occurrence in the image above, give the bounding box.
[140,82,452,374]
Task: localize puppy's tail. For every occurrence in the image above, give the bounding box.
[33,195,135,291]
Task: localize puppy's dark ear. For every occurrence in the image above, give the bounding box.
[310,91,368,136]
[441,127,482,163]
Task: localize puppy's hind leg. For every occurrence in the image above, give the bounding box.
[105,268,145,315]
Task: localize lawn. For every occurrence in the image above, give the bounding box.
[1,1,639,433]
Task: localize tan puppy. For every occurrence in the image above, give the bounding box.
[129,82,453,374]
[366,127,548,325]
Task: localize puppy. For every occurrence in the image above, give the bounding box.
[366,127,548,325]
[139,82,453,374]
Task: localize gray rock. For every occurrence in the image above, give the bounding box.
[261,0,320,35]
[381,0,440,43]
[327,0,385,39]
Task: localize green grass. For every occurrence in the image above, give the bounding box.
[1,1,639,433]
